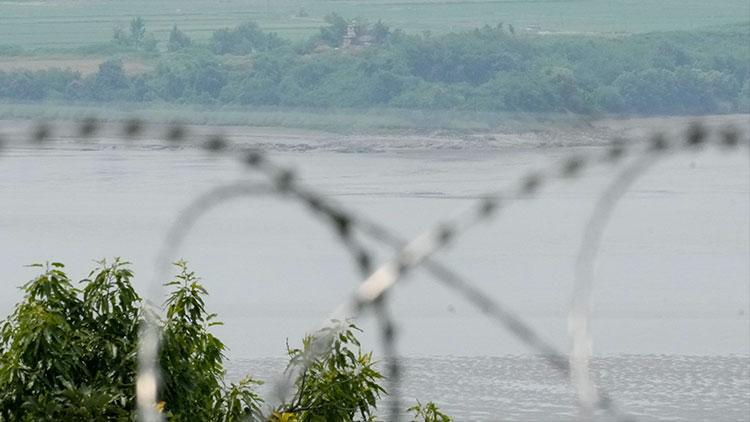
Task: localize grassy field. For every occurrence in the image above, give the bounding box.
[0,56,152,74]
[0,101,592,134]
[1,0,749,50]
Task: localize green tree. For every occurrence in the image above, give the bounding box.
[210,22,286,55]
[86,59,130,101]
[130,17,146,49]
[0,260,137,420]
[168,25,193,52]
[318,13,349,47]
[113,25,129,46]
[159,260,261,420]
[371,20,391,44]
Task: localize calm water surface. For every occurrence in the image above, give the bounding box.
[227,355,750,421]
[0,133,748,419]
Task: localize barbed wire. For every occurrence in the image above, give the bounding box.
[289,122,747,422]
[0,117,747,421]
[152,178,403,418]
[567,123,743,419]
[567,142,665,419]
[1,117,405,420]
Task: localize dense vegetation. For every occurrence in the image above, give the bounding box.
[0,16,748,115]
[0,259,450,421]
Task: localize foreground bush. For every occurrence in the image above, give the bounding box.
[0,259,449,421]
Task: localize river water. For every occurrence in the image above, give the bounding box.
[0,122,747,420]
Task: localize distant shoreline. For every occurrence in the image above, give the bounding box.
[1,110,747,153]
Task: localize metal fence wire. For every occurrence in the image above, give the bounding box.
[0,117,747,422]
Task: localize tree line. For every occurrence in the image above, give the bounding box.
[0,15,748,115]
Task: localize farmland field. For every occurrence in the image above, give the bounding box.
[0,56,151,74]
[1,0,749,50]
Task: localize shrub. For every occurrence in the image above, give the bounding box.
[168,26,193,53]
[408,400,452,422]
[279,323,386,421]
[210,22,287,55]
